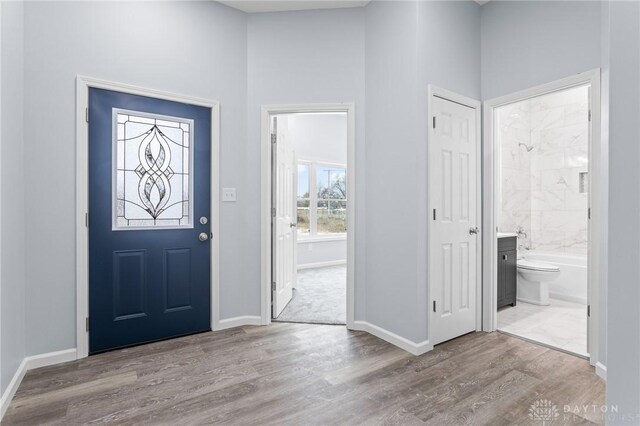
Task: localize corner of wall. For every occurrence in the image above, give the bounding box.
[352,321,432,356]
[0,0,27,400]
[0,349,77,421]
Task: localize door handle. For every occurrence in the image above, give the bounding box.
[469,227,480,235]
[198,232,209,242]
[290,223,297,228]
[503,254,508,260]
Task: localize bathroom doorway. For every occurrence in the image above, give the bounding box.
[482,70,604,368]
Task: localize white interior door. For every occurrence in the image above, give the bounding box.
[430,94,480,345]
[272,116,297,318]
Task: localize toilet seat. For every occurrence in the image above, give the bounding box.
[517,259,560,273]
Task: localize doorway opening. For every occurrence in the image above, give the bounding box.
[483,70,602,365]
[261,104,355,329]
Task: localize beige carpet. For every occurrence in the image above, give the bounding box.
[274,265,346,325]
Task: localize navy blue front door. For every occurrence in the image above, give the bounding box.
[89,88,211,354]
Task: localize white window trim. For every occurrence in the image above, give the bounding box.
[297,159,347,240]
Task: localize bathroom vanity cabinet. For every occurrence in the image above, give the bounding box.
[497,236,517,308]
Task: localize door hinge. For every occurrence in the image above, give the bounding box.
[85,107,89,123]
[588,110,592,122]
[588,207,591,219]
[272,207,276,217]
[85,212,88,227]
[432,116,436,129]
[587,305,591,317]
[271,133,277,144]
[272,282,276,292]
[85,317,90,332]
[433,301,437,312]
[433,209,437,220]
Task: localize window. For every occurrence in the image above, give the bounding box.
[114,110,193,230]
[297,164,311,235]
[297,161,346,238]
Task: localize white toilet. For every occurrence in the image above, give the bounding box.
[516,257,561,305]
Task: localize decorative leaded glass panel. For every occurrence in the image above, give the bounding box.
[113,109,193,230]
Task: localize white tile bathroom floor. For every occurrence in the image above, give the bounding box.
[497,298,588,357]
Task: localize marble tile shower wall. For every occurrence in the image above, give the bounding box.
[500,101,532,250]
[500,86,589,254]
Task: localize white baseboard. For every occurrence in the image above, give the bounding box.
[0,358,27,420]
[595,362,607,381]
[352,321,432,356]
[214,315,263,331]
[25,348,77,370]
[549,293,588,305]
[297,260,346,270]
[0,348,77,421]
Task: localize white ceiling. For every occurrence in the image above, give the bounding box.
[218,0,371,13]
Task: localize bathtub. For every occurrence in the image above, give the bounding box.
[519,251,588,305]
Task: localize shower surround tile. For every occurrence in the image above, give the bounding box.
[498,85,589,255]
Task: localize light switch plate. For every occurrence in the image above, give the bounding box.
[222,188,236,202]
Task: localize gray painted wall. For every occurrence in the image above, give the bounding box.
[290,113,347,165]
[297,240,346,268]
[481,1,602,100]
[605,1,640,420]
[365,0,480,343]
[0,0,26,394]
[22,1,248,354]
[247,7,366,318]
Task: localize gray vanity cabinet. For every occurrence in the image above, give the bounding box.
[497,237,517,308]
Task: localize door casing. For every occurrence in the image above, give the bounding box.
[76,76,220,359]
[482,69,603,369]
[427,86,483,345]
[260,104,356,328]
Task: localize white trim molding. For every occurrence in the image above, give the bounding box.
[0,359,26,420]
[596,362,607,381]
[75,76,220,358]
[24,348,77,370]
[260,103,356,329]
[482,69,603,368]
[0,349,77,420]
[214,316,263,331]
[297,260,347,270]
[352,321,432,356]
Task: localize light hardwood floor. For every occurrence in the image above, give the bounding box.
[4,323,604,425]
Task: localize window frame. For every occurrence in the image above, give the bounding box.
[297,159,347,240]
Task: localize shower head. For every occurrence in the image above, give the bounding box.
[518,142,534,152]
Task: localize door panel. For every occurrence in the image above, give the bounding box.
[431,95,479,346]
[113,250,147,320]
[89,88,211,353]
[163,248,192,312]
[272,116,296,318]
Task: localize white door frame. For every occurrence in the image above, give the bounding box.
[427,86,483,343]
[75,76,220,359]
[260,103,355,328]
[482,69,603,367]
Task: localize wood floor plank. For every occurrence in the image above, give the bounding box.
[9,371,137,412]
[2,324,604,425]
